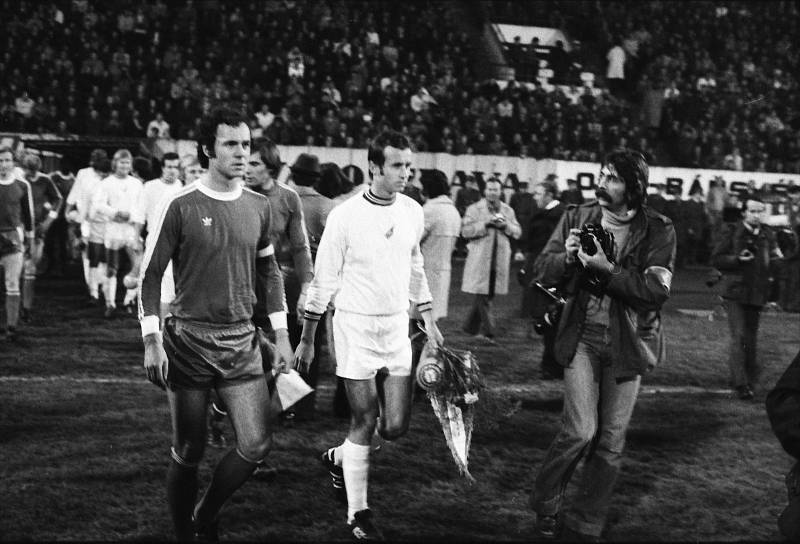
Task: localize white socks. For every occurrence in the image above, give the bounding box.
[341,438,370,523]
[105,275,117,308]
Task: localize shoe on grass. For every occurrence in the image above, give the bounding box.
[347,509,384,540]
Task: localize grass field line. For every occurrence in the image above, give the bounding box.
[0,375,735,396]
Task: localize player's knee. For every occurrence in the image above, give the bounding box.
[238,434,272,464]
[378,416,410,441]
[171,442,205,466]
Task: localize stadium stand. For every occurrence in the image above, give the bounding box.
[0,0,798,174]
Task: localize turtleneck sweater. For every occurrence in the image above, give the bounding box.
[585,208,637,327]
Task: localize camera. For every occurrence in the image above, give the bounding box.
[577,224,616,294]
[532,282,566,335]
[579,224,615,257]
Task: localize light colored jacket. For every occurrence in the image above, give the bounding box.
[420,195,461,319]
[460,198,521,295]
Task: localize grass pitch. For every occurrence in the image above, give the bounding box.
[0,263,796,541]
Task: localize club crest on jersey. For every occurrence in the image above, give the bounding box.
[202,216,212,227]
[385,226,394,238]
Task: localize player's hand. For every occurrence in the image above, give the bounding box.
[293,339,315,375]
[577,234,612,273]
[564,228,582,264]
[272,329,293,374]
[114,211,131,222]
[424,322,444,350]
[143,335,168,390]
[738,249,755,262]
[295,292,306,325]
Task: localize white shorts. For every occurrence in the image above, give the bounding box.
[333,310,411,380]
[160,261,176,304]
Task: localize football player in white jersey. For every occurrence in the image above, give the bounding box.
[65,149,109,305]
[294,130,444,540]
[91,149,144,317]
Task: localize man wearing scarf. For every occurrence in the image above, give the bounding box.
[530,150,676,541]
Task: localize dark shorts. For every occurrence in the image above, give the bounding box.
[88,242,106,266]
[163,317,264,390]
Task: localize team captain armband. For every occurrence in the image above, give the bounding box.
[257,244,275,258]
[303,310,325,322]
[416,301,433,314]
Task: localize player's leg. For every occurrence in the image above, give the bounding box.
[122,243,141,308]
[104,246,120,315]
[87,241,103,304]
[375,373,414,441]
[21,237,43,321]
[207,389,228,448]
[166,387,210,541]
[2,251,23,336]
[193,377,273,528]
[341,378,381,532]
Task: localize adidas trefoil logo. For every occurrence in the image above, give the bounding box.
[202,217,212,227]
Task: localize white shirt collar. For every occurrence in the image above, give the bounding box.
[197,174,243,201]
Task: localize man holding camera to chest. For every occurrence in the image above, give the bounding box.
[530,150,676,541]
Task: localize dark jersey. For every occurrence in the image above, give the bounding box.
[0,177,34,232]
[138,179,287,335]
[27,173,63,225]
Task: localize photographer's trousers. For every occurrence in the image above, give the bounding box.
[533,324,641,537]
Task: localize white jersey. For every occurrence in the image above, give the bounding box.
[140,177,185,231]
[304,190,433,318]
[91,174,143,246]
[67,167,106,239]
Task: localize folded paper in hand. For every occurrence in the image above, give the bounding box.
[272,369,314,410]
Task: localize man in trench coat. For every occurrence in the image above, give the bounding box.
[461,177,522,340]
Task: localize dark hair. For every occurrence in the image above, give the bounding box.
[316,162,347,199]
[251,136,282,177]
[421,170,450,199]
[197,106,249,168]
[539,179,559,199]
[367,130,411,179]
[161,152,180,165]
[342,165,363,188]
[132,156,153,180]
[89,148,108,167]
[601,149,649,209]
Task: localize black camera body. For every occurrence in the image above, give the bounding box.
[532,282,566,335]
[579,223,615,258]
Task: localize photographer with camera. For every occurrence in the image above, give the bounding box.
[710,196,783,401]
[461,177,522,343]
[530,150,676,541]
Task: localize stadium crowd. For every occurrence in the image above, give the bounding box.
[1,1,799,173]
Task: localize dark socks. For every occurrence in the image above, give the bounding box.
[194,449,259,525]
[166,459,199,541]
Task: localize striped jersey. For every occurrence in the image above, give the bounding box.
[138,177,287,336]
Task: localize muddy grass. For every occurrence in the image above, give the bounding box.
[0,265,796,541]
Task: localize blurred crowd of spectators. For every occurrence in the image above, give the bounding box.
[493,0,800,173]
[1,0,799,174]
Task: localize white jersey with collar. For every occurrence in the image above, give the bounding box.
[304,190,433,318]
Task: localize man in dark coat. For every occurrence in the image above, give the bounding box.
[524,178,565,379]
[711,196,784,400]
